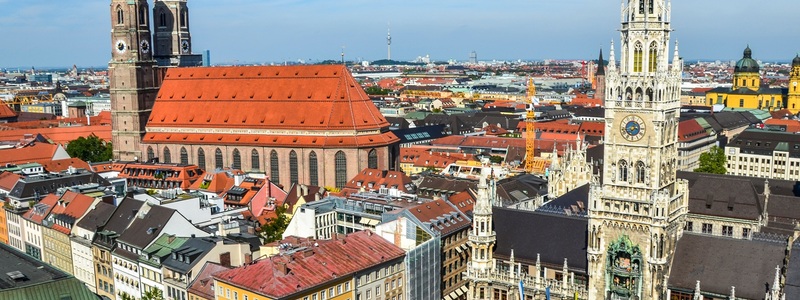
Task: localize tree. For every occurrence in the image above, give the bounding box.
[119,292,136,300]
[259,205,290,243]
[66,134,112,162]
[489,155,504,164]
[142,289,164,300]
[694,146,727,174]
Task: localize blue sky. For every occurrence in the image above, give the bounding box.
[1,0,799,68]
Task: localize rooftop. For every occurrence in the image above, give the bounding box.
[0,243,97,299]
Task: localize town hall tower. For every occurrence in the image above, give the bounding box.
[586,0,689,299]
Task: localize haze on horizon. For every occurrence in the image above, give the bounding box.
[1,0,799,68]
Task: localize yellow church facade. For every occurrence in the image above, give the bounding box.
[706,47,800,113]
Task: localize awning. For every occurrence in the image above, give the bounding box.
[444,295,454,300]
[460,286,468,294]
[359,218,380,226]
[454,287,464,297]
[455,246,464,253]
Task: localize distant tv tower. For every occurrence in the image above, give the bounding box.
[387,23,392,61]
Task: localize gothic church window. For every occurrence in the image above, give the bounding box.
[633,42,643,73]
[159,11,167,27]
[232,149,241,170]
[309,151,319,186]
[180,147,188,165]
[648,0,654,14]
[117,7,124,25]
[638,0,645,14]
[270,150,280,184]
[619,160,629,182]
[335,151,347,188]
[180,10,187,27]
[197,149,205,169]
[368,149,378,169]
[147,147,155,162]
[635,161,646,183]
[289,150,298,185]
[163,147,171,164]
[648,42,658,72]
[214,148,223,169]
[138,5,147,26]
[251,150,260,170]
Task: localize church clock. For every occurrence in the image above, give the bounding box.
[140,40,150,54]
[619,115,646,142]
[115,40,127,54]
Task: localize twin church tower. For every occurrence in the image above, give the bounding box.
[109,0,201,160]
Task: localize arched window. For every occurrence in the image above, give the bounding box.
[335,151,347,188]
[180,10,187,27]
[635,161,646,184]
[197,148,205,169]
[633,42,643,73]
[147,147,154,162]
[138,5,147,26]
[289,151,298,185]
[214,149,223,169]
[638,0,645,14]
[648,42,658,72]
[618,160,629,182]
[368,149,378,169]
[309,151,319,186]
[163,147,171,164]
[180,147,188,165]
[270,150,280,184]
[251,150,260,170]
[116,7,124,25]
[232,149,241,170]
[648,0,654,14]
[159,10,166,27]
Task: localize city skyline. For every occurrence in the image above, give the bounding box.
[1,0,800,68]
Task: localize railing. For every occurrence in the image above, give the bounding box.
[467,269,589,299]
[468,233,496,244]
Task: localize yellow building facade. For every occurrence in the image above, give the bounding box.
[0,202,8,245]
[705,46,788,111]
[788,55,800,112]
[214,278,354,300]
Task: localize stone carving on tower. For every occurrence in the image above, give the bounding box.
[467,167,496,300]
[548,136,594,198]
[586,0,689,299]
[109,0,161,161]
[153,0,202,67]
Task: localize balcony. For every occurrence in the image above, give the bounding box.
[466,269,589,299]
[468,232,495,244]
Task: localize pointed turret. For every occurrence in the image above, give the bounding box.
[596,49,605,76]
[672,41,682,73]
[608,41,617,70]
[769,265,781,299]
[475,173,491,215]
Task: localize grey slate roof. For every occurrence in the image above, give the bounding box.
[670,233,785,300]
[117,204,176,249]
[493,207,588,272]
[75,201,116,231]
[686,175,763,220]
[729,129,800,157]
[162,237,224,273]
[0,243,98,299]
[6,170,108,200]
[540,184,589,216]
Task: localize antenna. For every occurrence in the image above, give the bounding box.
[387,22,392,61]
[341,45,346,65]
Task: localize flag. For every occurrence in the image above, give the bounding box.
[545,286,550,300]
[518,280,524,300]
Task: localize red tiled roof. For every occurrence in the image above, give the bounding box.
[0,103,16,119]
[189,171,236,194]
[764,119,800,133]
[342,168,412,196]
[144,132,398,148]
[578,121,605,136]
[0,171,22,191]
[214,230,405,299]
[432,135,526,149]
[118,162,205,190]
[408,199,470,236]
[678,119,710,142]
[571,97,602,107]
[446,190,475,215]
[47,191,96,234]
[0,126,111,144]
[769,109,794,120]
[22,194,59,224]
[36,158,91,173]
[188,262,231,300]
[0,143,61,165]
[145,65,398,147]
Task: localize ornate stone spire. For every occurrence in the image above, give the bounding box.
[609,40,617,70]
[693,280,702,300]
[729,286,735,300]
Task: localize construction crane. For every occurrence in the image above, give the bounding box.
[3,94,56,111]
[524,77,537,173]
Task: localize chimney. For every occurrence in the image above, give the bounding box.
[219,252,231,268]
[296,185,302,197]
[275,260,289,275]
[302,249,314,258]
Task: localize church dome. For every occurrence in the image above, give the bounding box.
[793,54,800,67]
[735,46,759,73]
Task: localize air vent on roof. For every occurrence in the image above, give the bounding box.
[222,72,227,77]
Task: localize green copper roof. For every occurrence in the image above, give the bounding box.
[735,46,760,73]
[140,234,188,266]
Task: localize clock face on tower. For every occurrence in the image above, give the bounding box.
[140,40,150,54]
[115,40,127,54]
[181,40,190,54]
[620,115,646,142]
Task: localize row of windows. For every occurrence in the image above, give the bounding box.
[617,160,647,184]
[686,221,750,238]
[147,147,378,188]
